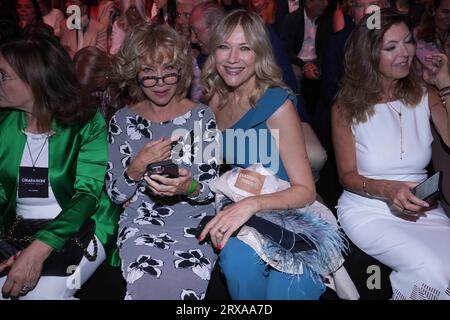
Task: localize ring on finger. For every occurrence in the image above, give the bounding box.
[20,284,33,293]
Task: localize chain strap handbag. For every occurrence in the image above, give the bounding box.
[0,217,97,277]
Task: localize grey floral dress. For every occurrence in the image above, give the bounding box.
[106,104,219,300]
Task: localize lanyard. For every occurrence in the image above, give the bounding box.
[25,134,49,168]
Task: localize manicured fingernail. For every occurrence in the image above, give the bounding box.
[13,255,17,261]
[217,245,222,250]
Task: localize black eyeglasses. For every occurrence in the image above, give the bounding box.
[138,72,180,88]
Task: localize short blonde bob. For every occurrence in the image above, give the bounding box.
[114,23,192,102]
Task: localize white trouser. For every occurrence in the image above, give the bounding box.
[0,236,105,300]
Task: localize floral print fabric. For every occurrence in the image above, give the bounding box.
[106,104,220,299]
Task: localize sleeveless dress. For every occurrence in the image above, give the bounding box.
[221,87,293,180]
[337,93,450,300]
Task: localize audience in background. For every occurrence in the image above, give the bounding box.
[110,0,147,55]
[281,0,332,117]
[174,0,194,39]
[38,0,64,37]
[246,0,276,25]
[150,0,177,26]
[16,0,42,29]
[60,0,108,58]
[414,0,450,75]
[332,0,352,32]
[74,46,121,120]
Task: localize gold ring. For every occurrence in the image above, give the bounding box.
[219,229,227,234]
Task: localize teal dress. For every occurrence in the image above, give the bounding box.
[221,87,292,181]
[218,87,326,300]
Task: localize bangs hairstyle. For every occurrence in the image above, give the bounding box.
[336,8,423,124]
[114,23,192,102]
[201,9,288,108]
[0,33,94,131]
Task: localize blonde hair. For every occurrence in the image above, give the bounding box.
[118,0,147,29]
[121,0,147,18]
[114,23,192,102]
[201,9,288,108]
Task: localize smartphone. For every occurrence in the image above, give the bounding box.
[147,160,179,178]
[412,171,442,201]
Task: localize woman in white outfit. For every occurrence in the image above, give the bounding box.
[332,9,450,300]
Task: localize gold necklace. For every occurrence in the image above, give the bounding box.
[386,101,405,160]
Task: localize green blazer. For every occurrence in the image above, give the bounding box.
[0,110,122,266]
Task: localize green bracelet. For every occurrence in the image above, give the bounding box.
[186,179,198,196]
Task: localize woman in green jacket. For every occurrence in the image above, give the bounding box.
[0,32,121,299]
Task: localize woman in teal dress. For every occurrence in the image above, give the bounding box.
[0,32,121,299]
[199,10,329,300]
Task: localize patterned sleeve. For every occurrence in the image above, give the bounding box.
[105,109,143,204]
[187,107,220,204]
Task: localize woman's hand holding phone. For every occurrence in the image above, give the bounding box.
[127,138,172,181]
[144,168,196,197]
[384,180,430,214]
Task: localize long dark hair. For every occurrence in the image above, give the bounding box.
[0,33,96,131]
[15,0,43,24]
[416,0,449,45]
[153,0,176,27]
[337,9,423,123]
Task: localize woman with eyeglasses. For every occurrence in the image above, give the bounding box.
[107,23,219,299]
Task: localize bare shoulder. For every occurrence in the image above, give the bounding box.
[427,85,441,109]
[269,98,297,121]
[331,102,350,127]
